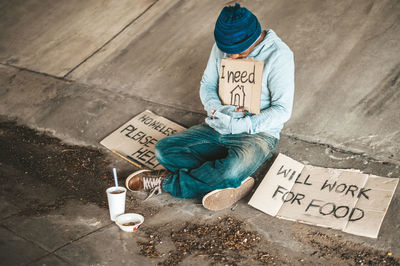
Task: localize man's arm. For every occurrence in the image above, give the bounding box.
[248,50,295,134]
[199,44,223,115]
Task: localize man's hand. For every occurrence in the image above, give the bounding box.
[210,105,245,118]
[230,115,252,134]
[206,109,252,134]
[206,111,231,134]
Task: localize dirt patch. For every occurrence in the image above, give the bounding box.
[136,217,399,265]
[294,226,399,265]
[138,216,289,265]
[168,216,264,265]
[0,120,114,211]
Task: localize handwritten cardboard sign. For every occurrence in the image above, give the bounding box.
[100,110,185,170]
[249,154,399,238]
[219,58,263,114]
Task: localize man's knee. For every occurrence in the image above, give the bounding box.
[155,135,176,152]
[155,136,180,164]
[155,138,168,162]
[223,147,265,177]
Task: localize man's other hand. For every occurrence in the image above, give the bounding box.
[206,110,252,134]
[211,105,245,119]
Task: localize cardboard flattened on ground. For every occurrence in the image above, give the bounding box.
[219,58,263,114]
[100,110,185,170]
[248,154,399,238]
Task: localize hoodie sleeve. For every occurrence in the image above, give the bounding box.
[249,49,295,135]
[199,44,223,114]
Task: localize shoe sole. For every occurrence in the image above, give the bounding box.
[125,169,150,192]
[202,177,255,211]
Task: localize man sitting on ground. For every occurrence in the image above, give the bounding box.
[125,3,294,211]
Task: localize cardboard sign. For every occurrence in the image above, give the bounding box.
[100,110,185,170]
[249,154,399,238]
[219,58,264,114]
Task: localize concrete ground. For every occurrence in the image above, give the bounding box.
[0,0,399,265]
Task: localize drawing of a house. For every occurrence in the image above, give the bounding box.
[230,85,246,107]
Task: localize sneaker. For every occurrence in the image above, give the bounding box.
[125,169,169,199]
[202,177,255,211]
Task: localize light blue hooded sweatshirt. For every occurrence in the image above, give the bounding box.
[200,29,294,139]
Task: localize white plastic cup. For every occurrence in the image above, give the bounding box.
[106,187,127,221]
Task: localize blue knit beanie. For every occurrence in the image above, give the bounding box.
[214,3,261,54]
